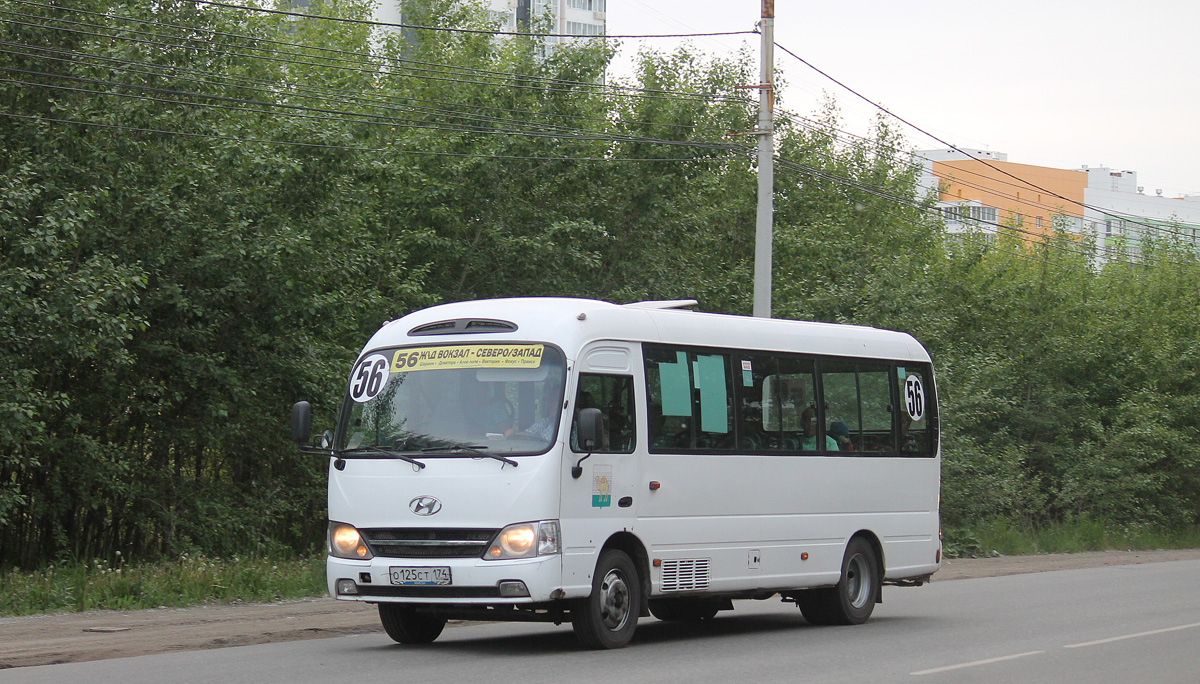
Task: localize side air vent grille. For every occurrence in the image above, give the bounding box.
[409,319,518,336]
[660,558,711,592]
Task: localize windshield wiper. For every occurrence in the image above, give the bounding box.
[421,444,518,468]
[338,446,427,469]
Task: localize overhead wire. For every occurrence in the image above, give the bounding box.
[772,39,1189,243]
[0,58,751,155]
[192,0,760,40]
[2,4,1190,272]
[0,37,745,140]
[7,0,753,105]
[772,107,1200,246]
[0,6,753,110]
[0,110,742,163]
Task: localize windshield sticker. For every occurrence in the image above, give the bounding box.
[904,374,926,422]
[390,344,545,372]
[592,465,612,508]
[349,353,393,403]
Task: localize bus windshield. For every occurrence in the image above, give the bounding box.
[338,343,566,457]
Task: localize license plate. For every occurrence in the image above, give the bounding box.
[389,566,452,586]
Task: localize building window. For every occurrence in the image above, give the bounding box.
[565,20,604,35]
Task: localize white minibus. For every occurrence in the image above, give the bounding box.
[291,297,941,649]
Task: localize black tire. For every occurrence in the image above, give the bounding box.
[648,598,721,622]
[378,603,446,644]
[797,537,879,626]
[572,549,641,649]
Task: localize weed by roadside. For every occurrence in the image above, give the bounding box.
[0,553,326,617]
[944,518,1200,558]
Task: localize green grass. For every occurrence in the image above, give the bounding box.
[0,553,327,617]
[945,518,1200,558]
[6,521,1199,615]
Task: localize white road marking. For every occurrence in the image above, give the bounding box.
[1063,622,1200,649]
[910,650,1045,676]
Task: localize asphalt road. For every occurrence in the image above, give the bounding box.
[3,558,1198,684]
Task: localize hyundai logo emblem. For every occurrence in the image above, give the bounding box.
[409,496,442,516]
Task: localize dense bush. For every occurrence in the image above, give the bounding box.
[2,0,1197,572]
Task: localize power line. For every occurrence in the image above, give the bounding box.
[0,63,749,155]
[0,8,753,110]
[0,110,742,163]
[193,0,759,39]
[7,0,753,104]
[771,39,1181,241]
[0,37,743,140]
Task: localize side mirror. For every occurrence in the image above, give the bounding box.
[571,408,604,479]
[290,401,312,446]
[576,407,604,451]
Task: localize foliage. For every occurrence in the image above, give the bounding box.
[0,552,324,615]
[2,0,1199,578]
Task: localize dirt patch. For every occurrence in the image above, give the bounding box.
[3,548,1198,669]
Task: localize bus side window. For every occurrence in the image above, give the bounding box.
[644,346,733,452]
[896,365,936,456]
[571,374,636,453]
[738,355,777,450]
[821,360,894,454]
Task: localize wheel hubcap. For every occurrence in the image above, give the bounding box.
[598,569,630,631]
[845,553,872,608]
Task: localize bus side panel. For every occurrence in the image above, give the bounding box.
[638,453,767,596]
[756,455,941,588]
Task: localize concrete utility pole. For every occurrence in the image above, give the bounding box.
[752,0,775,318]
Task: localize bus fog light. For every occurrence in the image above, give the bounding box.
[499,581,530,597]
[336,578,359,595]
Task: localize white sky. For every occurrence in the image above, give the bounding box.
[605,0,1200,197]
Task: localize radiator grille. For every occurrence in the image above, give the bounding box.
[660,558,711,592]
[361,528,498,558]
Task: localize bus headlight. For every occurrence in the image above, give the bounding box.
[328,522,373,560]
[485,521,560,560]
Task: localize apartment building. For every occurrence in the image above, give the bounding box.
[916,149,1200,261]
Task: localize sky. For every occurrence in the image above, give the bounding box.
[604,0,1200,197]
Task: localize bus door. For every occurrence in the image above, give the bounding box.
[559,343,641,590]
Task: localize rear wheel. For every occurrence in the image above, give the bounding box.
[572,549,640,649]
[378,604,446,644]
[797,537,879,626]
[649,598,721,622]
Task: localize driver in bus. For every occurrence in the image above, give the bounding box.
[468,384,514,437]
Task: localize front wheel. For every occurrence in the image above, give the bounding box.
[378,604,446,644]
[572,549,641,649]
[796,537,880,625]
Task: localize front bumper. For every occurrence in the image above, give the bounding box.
[326,553,563,603]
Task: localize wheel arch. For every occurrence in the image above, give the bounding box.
[849,529,885,604]
[600,531,651,617]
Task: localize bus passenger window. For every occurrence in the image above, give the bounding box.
[644,346,733,452]
[761,357,816,453]
[571,374,635,453]
[737,355,777,450]
[821,361,894,454]
[897,365,936,455]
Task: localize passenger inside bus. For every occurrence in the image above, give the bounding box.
[800,406,839,451]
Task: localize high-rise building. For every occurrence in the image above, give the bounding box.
[916,149,1200,262]
[373,0,606,50]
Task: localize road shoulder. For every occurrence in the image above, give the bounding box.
[3,548,1198,668]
